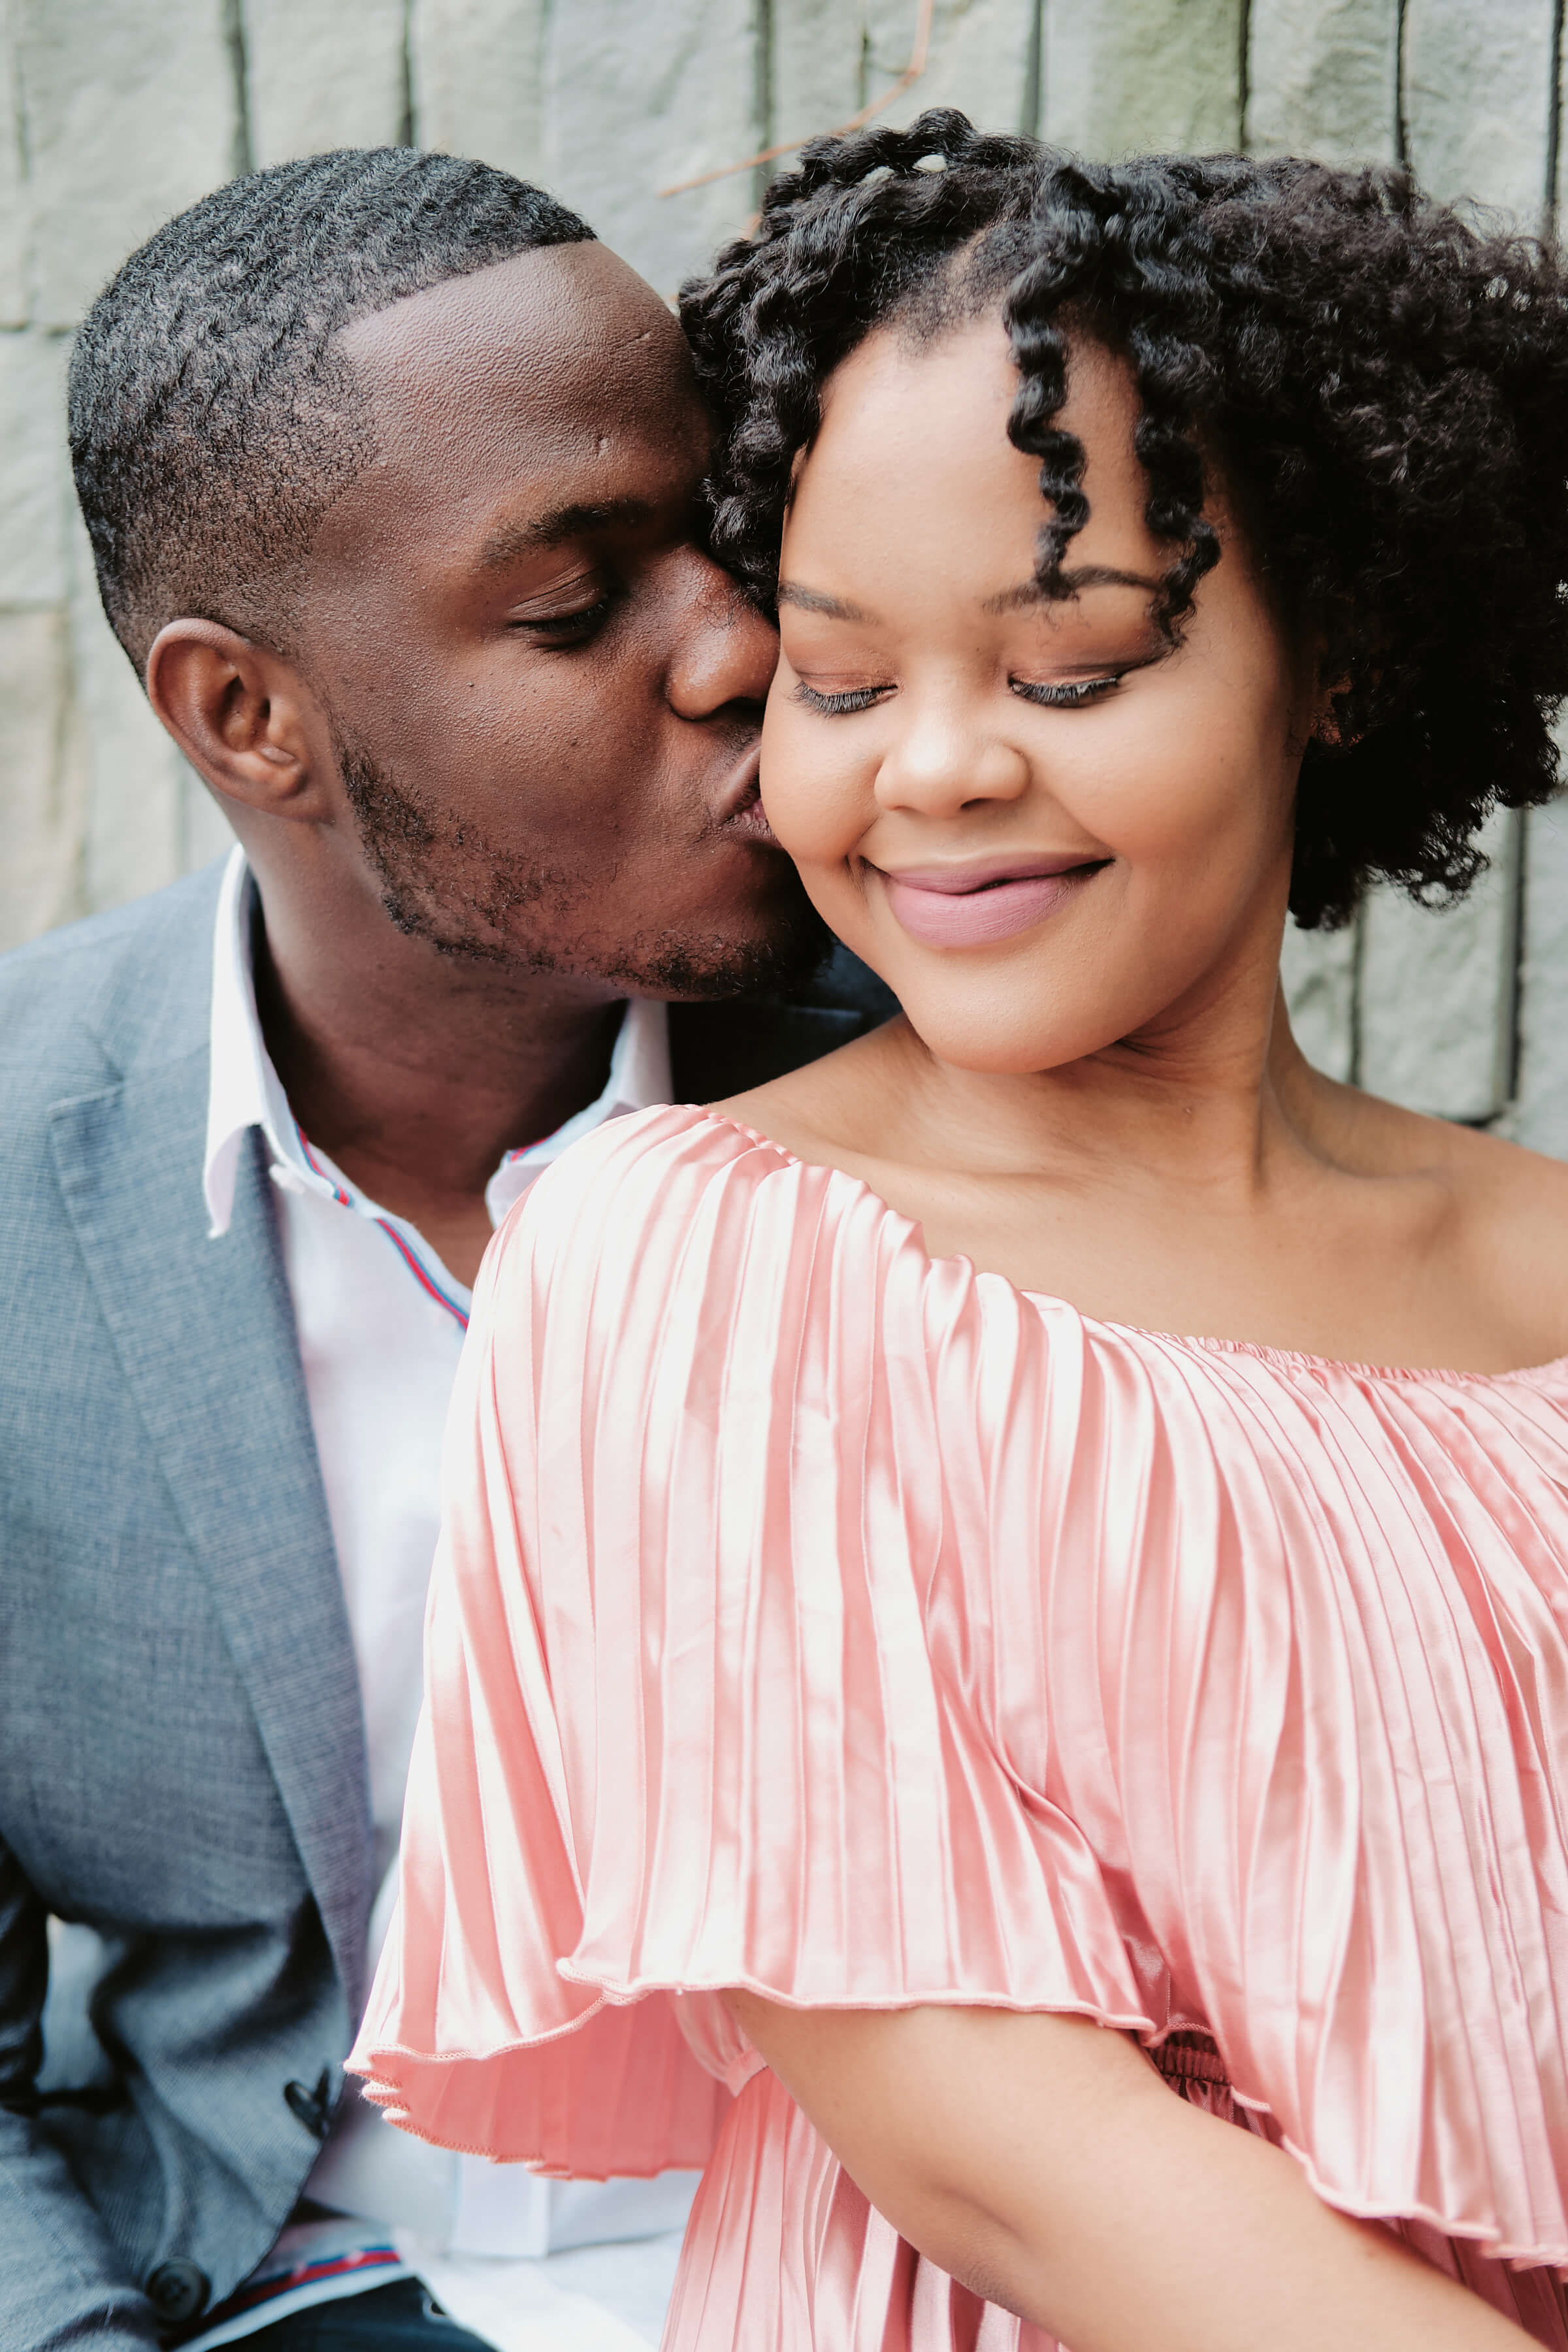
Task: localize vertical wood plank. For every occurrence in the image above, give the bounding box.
[539,0,760,299]
[1359,811,1522,1119]
[0,607,82,950]
[1279,921,1358,1082]
[1278,915,1365,1085]
[1244,0,1398,163]
[770,0,864,148]
[1043,0,1244,157]
[68,515,191,915]
[18,0,240,913]
[863,0,1039,137]
[1355,0,1554,1121]
[0,329,69,608]
[409,0,549,178]
[768,0,1047,231]
[0,1,29,326]
[1514,792,1568,1156]
[16,0,238,328]
[1403,0,1557,223]
[242,0,408,165]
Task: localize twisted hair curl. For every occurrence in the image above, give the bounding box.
[680,110,1568,929]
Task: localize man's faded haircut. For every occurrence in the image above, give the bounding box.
[69,147,594,673]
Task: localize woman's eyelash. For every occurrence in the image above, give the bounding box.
[794,681,890,716]
[1010,674,1123,708]
[795,674,1126,715]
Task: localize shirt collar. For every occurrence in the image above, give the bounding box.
[204,847,304,1238]
[203,845,672,1241]
[483,990,670,1224]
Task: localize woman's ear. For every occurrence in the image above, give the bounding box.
[145,619,334,825]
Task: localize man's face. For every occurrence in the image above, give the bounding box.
[298,242,823,1000]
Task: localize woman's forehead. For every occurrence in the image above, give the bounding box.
[789,324,1160,577]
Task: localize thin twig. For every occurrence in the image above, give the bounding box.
[658,0,935,197]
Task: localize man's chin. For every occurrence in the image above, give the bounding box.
[595,903,837,1004]
[337,728,836,999]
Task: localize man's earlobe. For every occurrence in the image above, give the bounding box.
[146,619,331,824]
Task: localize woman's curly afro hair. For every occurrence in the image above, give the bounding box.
[679,110,1568,930]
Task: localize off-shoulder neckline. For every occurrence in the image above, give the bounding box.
[676,1105,1568,1392]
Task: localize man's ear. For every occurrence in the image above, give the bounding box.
[146,619,333,824]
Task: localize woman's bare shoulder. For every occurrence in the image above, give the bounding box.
[1309,1070,1568,1356]
[1311,1068,1568,1200]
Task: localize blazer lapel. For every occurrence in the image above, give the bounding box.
[50,1053,371,2010]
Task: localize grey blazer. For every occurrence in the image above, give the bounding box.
[0,861,895,2347]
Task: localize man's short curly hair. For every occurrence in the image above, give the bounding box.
[70,148,593,674]
[679,110,1568,930]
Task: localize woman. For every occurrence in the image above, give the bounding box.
[353,117,1568,2347]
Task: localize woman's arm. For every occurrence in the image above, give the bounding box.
[725,1997,1533,2351]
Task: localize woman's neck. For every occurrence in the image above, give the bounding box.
[887,932,1320,1211]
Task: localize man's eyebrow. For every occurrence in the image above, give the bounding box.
[776,581,875,621]
[983,564,1162,612]
[479,496,657,570]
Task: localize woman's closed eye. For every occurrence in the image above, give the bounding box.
[1009,673,1124,708]
[794,671,1134,717]
[793,679,894,716]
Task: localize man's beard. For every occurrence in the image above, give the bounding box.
[335,730,832,1002]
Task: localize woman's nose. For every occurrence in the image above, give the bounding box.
[875,710,1030,816]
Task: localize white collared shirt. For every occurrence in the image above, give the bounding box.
[189,848,691,2348]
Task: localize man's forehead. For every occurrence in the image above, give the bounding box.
[308,242,704,567]
[339,241,685,419]
[310,360,705,589]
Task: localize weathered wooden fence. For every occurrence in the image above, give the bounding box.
[2,0,1565,1148]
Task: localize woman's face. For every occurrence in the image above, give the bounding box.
[760,319,1314,1075]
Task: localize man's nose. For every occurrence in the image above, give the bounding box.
[666,553,778,719]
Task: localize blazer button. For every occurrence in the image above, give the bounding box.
[146,2259,210,2322]
[284,2068,333,2138]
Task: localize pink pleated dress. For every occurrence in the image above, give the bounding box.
[351,1103,1568,2347]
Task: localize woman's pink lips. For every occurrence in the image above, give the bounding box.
[877,858,1103,947]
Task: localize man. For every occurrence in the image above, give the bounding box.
[0,149,891,2349]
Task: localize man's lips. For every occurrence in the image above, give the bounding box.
[876,855,1106,947]
[715,745,776,840]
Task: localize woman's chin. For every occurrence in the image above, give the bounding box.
[899,1004,1104,1081]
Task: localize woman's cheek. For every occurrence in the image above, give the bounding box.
[760,719,870,868]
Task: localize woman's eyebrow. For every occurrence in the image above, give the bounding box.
[776,580,875,621]
[777,566,1160,622]
[984,564,1162,612]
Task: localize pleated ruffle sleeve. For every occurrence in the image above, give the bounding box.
[350,1104,1152,2178]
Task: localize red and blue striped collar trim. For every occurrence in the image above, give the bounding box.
[291,1121,470,1331]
